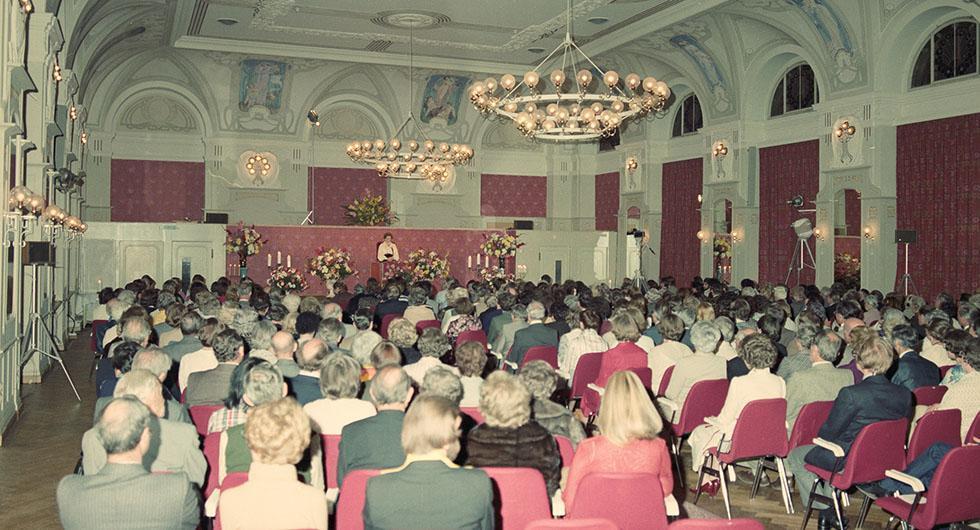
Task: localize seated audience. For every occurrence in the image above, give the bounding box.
[785,330,852,432]
[295,311,321,343]
[157,303,187,348]
[777,317,822,381]
[921,318,954,367]
[713,316,738,361]
[404,328,459,384]
[374,283,408,326]
[558,309,609,380]
[594,312,648,387]
[518,360,587,447]
[246,320,277,363]
[131,347,187,422]
[446,297,483,342]
[217,398,328,530]
[493,303,528,357]
[402,285,437,325]
[303,353,376,435]
[289,338,329,406]
[465,371,561,497]
[646,314,693,389]
[940,329,974,385]
[163,312,204,363]
[506,301,558,366]
[59,396,200,529]
[185,329,245,407]
[486,292,516,346]
[889,323,941,391]
[344,308,383,364]
[177,319,221,392]
[662,321,726,416]
[928,337,980,440]
[314,317,348,354]
[364,395,494,530]
[387,318,421,365]
[95,341,140,399]
[456,341,487,407]
[207,357,277,434]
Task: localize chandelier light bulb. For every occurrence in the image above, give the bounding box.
[625,73,641,90]
[69,106,78,121]
[603,70,619,88]
[408,140,419,152]
[523,71,540,89]
[53,63,62,82]
[642,76,658,92]
[610,100,625,113]
[550,69,566,89]
[20,0,33,13]
[500,74,517,91]
[80,132,88,144]
[484,77,497,92]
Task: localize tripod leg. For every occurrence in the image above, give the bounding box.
[37,315,64,351]
[803,240,817,270]
[786,239,802,285]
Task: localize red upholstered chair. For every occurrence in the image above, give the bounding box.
[912,385,948,407]
[968,410,980,443]
[565,473,668,530]
[460,406,485,424]
[456,329,488,349]
[555,435,575,469]
[668,519,765,529]
[415,319,441,333]
[694,399,793,517]
[202,432,221,498]
[788,401,834,452]
[874,445,980,529]
[213,472,250,530]
[657,365,674,397]
[526,519,618,530]
[481,467,552,530]
[189,405,222,437]
[667,379,730,488]
[336,469,381,530]
[379,313,399,339]
[628,366,653,389]
[599,320,613,336]
[907,409,962,465]
[800,418,909,530]
[522,346,559,370]
[569,352,602,410]
[939,364,953,379]
[320,434,342,489]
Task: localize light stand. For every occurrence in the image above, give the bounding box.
[896,241,917,296]
[21,262,80,401]
[784,223,817,287]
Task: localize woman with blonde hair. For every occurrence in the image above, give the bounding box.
[563,370,674,511]
[696,301,716,322]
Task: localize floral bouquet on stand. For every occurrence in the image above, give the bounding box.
[382,260,414,283]
[480,232,524,258]
[834,252,861,289]
[405,249,451,282]
[307,247,356,293]
[267,265,309,293]
[478,265,514,283]
[713,236,732,260]
[225,222,267,279]
[345,189,398,226]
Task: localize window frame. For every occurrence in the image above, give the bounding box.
[769,62,819,118]
[910,18,979,90]
[671,94,703,138]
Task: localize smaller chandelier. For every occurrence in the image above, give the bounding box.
[346,120,473,182]
[834,120,856,140]
[8,186,45,217]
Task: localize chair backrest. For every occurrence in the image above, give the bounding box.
[628,367,653,389]
[968,410,980,444]
[570,352,603,399]
[335,469,381,530]
[456,329,488,348]
[460,406,485,424]
[525,519,618,530]
[565,472,668,530]
[214,472,251,530]
[90,320,107,351]
[202,432,221,498]
[939,364,953,379]
[481,467,552,530]
[672,379,730,437]
[379,313,399,338]
[188,405,223,437]
[599,320,613,336]
[668,519,765,529]
[522,346,559,370]
[720,398,789,462]
[415,319,441,333]
[788,401,834,451]
[833,418,909,488]
[555,435,575,469]
[657,365,674,397]
[912,445,980,527]
[913,385,948,407]
[907,409,962,464]
[321,434,342,489]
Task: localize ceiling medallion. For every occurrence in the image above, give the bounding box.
[371,11,451,30]
[470,0,671,142]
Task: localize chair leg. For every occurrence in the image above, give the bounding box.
[719,463,732,520]
[855,494,872,529]
[671,436,685,489]
[775,457,795,515]
[830,488,845,530]
[799,478,821,530]
[750,458,765,498]
[693,453,710,505]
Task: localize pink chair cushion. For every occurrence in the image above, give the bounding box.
[526,519,618,530]
[460,407,485,424]
[336,469,381,530]
[875,445,980,529]
[907,409,962,465]
[657,365,674,397]
[565,473,668,530]
[668,519,765,529]
[555,435,575,469]
[671,379,730,437]
[189,405,223,437]
[522,346,559,370]
[202,432,222,498]
[788,401,834,452]
[456,329,488,348]
[321,434,341,489]
[711,398,789,463]
[804,418,908,489]
[481,467,552,530]
[913,385,948,407]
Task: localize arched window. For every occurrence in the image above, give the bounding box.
[911,20,978,88]
[770,63,818,117]
[671,94,703,137]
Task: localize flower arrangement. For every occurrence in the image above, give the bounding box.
[307,247,356,284]
[404,249,451,282]
[478,265,514,282]
[225,222,267,263]
[834,252,861,288]
[345,189,397,226]
[267,265,308,292]
[713,236,732,260]
[382,260,414,283]
[480,232,523,257]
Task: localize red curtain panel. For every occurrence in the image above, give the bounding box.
[480,174,547,218]
[308,167,387,226]
[110,159,204,222]
[660,158,703,286]
[758,140,820,285]
[896,112,980,299]
[844,189,861,237]
[594,172,620,231]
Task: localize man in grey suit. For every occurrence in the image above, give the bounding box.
[185,328,244,406]
[507,301,559,366]
[785,330,853,433]
[777,318,822,382]
[83,370,206,486]
[493,303,528,356]
[58,396,200,529]
[337,366,414,486]
[163,312,204,364]
[486,292,516,347]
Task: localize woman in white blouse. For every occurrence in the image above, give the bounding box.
[303,353,375,435]
[687,334,786,492]
[376,232,399,262]
[558,309,609,379]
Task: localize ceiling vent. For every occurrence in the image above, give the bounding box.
[366,40,393,52]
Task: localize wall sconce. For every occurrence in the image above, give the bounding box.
[814,227,825,241]
[625,156,638,174]
[834,120,856,140]
[80,131,88,145]
[69,106,78,121]
[20,0,32,14]
[730,230,741,243]
[696,230,709,242]
[712,141,729,158]
[863,226,874,240]
[52,62,62,82]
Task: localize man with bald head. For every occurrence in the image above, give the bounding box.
[271,330,300,378]
[337,365,414,486]
[507,301,558,366]
[59,395,201,529]
[288,338,329,405]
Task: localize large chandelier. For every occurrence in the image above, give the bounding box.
[469,0,671,141]
[345,25,474,183]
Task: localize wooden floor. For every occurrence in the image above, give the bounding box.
[0,331,896,529]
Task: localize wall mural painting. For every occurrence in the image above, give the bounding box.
[239,59,287,112]
[420,75,469,125]
[669,34,731,112]
[786,0,857,83]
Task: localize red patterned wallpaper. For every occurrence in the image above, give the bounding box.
[659,158,703,286]
[110,160,205,222]
[594,172,620,231]
[897,113,980,299]
[480,174,547,217]
[308,167,388,226]
[226,226,512,295]
[758,140,820,285]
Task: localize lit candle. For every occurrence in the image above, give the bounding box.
[286,255,291,268]
[276,251,282,265]
[267,253,272,267]
[468,255,473,268]
[476,254,481,266]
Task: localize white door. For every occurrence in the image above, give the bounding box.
[172,242,213,286]
[538,247,571,284]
